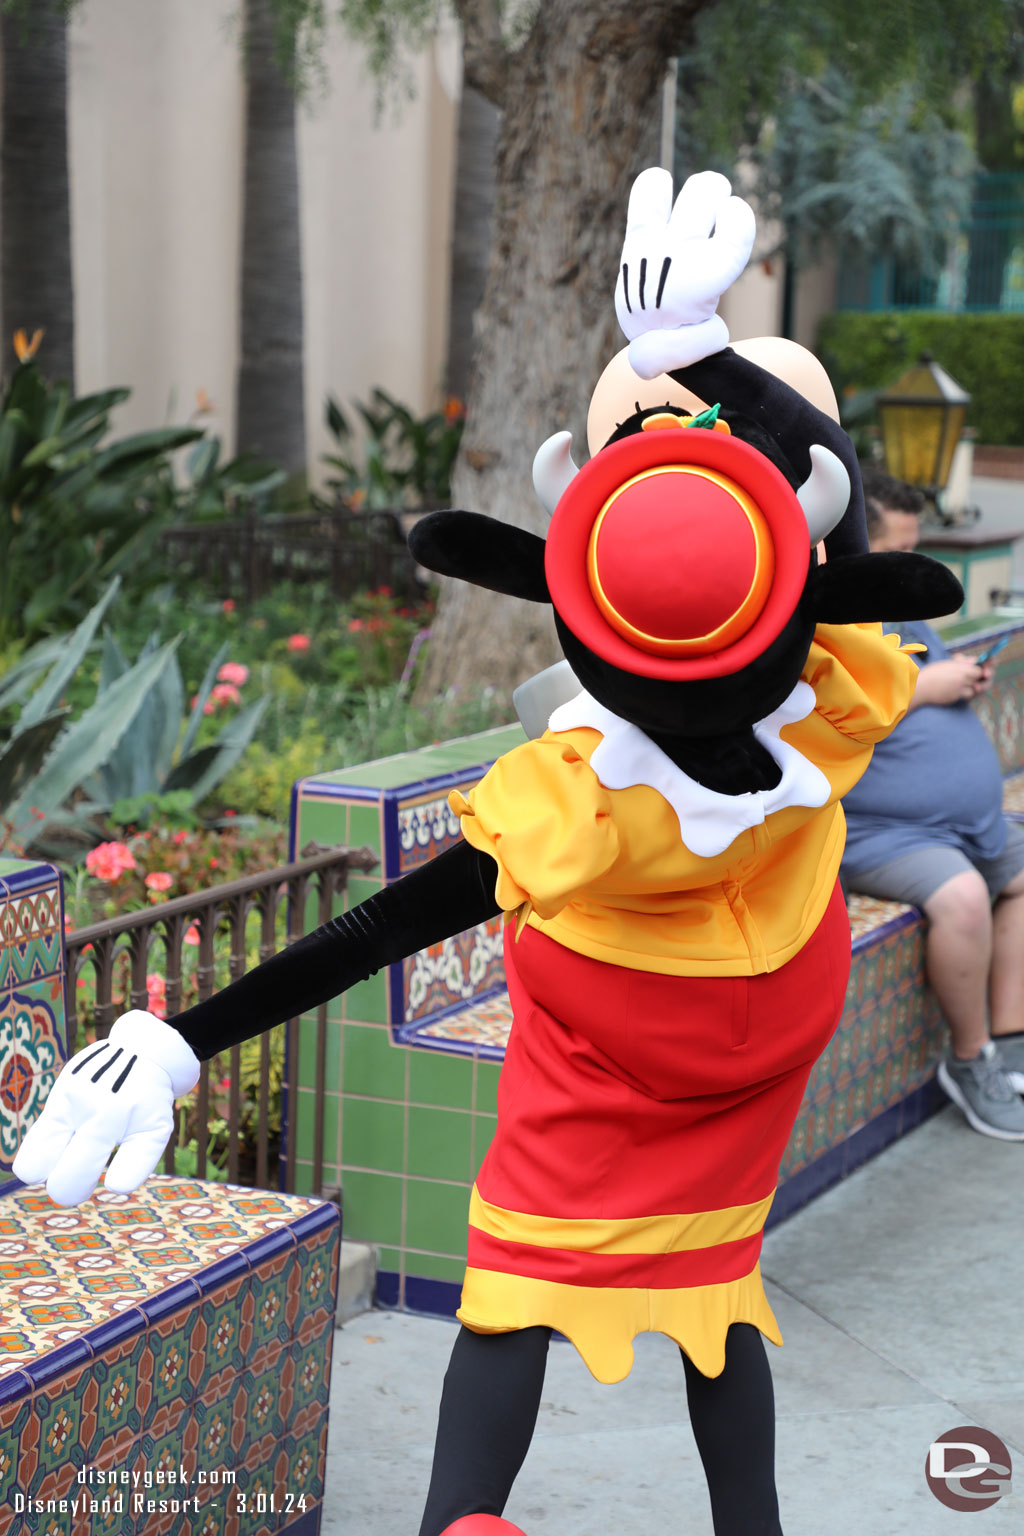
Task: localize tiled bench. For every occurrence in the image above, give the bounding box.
[290,619,1024,1317]
[0,860,340,1536]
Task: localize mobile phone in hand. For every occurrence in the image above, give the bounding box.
[975,635,1011,667]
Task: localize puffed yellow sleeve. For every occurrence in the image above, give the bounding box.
[448,737,620,920]
[801,621,920,745]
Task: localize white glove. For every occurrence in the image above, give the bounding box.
[614,167,756,378]
[12,1010,201,1206]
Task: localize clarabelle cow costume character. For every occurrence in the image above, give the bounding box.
[15,171,961,1536]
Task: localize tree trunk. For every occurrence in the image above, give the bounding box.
[236,0,306,475]
[444,82,500,404]
[418,0,706,705]
[1,0,74,388]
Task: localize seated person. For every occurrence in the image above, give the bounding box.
[841,468,1024,1140]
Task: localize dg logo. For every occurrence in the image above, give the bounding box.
[926,1425,1013,1511]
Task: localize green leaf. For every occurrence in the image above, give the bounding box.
[167,696,269,805]
[16,577,122,735]
[5,637,182,832]
[0,633,68,713]
[325,394,350,440]
[0,709,69,814]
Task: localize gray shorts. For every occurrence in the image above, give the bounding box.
[849,821,1024,909]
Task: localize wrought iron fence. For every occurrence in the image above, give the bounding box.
[837,172,1024,313]
[157,505,425,604]
[64,842,377,1197]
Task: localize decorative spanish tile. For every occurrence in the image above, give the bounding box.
[0,1182,334,1382]
[401,920,505,1024]
[0,981,65,1176]
[416,990,514,1052]
[396,790,463,874]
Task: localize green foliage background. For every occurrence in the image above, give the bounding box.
[817,311,1024,446]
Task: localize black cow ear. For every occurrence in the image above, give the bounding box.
[408,511,551,603]
[808,552,963,624]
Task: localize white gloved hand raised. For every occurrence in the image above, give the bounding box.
[614,167,756,378]
[12,1010,202,1206]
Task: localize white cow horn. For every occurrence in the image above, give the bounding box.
[533,431,579,517]
[796,444,850,545]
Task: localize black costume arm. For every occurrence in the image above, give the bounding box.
[170,840,502,1061]
[669,351,868,559]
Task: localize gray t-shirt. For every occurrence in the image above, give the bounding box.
[840,620,1007,877]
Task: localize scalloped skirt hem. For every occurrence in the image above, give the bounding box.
[456,1261,783,1384]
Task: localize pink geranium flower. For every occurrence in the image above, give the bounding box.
[85,842,137,883]
[286,633,311,652]
[145,871,173,893]
[210,682,241,707]
[146,973,167,1019]
[221,599,236,614]
[184,923,200,945]
[217,662,249,686]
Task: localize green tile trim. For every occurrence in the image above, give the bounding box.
[297,1016,341,1089]
[341,1097,406,1175]
[404,1178,471,1256]
[471,1113,498,1177]
[406,1104,473,1183]
[343,1023,407,1100]
[341,1169,404,1247]
[473,1061,501,1116]
[293,1088,338,1164]
[409,1048,474,1109]
[303,724,525,791]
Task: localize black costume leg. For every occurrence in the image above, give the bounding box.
[418,1325,551,1536]
[681,1322,783,1536]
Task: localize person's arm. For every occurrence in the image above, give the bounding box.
[173,839,501,1059]
[906,655,989,709]
[13,840,502,1204]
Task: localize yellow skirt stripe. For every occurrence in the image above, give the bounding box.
[468,1186,776,1256]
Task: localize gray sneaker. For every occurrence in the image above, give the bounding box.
[991,1033,1024,1093]
[937,1042,1024,1141]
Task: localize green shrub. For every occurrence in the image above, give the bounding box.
[817,311,1024,446]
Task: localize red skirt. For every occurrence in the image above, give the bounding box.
[458,881,851,1381]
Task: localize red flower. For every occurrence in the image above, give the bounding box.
[286,633,311,652]
[85,842,137,883]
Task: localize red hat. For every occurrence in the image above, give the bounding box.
[544,427,811,681]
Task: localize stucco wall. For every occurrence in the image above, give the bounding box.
[66,0,457,485]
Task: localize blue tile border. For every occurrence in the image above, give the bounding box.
[193,1249,251,1297]
[243,1224,298,1269]
[138,1277,202,1325]
[398,1024,507,1066]
[22,1334,92,1390]
[288,1201,341,1245]
[80,1307,148,1359]
[1,862,61,897]
[0,1366,32,1405]
[281,1501,323,1536]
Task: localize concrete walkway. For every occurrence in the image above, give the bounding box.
[326,1106,1023,1535]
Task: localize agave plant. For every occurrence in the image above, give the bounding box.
[0,580,181,850]
[83,635,269,821]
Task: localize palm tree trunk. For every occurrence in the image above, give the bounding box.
[445,82,500,404]
[235,0,306,476]
[417,0,706,704]
[1,0,74,387]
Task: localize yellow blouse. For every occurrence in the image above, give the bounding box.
[450,623,919,977]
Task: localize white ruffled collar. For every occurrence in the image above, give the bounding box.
[547,682,830,859]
